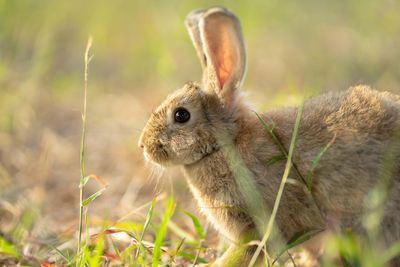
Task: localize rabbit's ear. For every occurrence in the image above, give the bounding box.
[185,9,208,84]
[200,7,246,110]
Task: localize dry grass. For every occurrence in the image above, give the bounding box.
[1,0,400,266]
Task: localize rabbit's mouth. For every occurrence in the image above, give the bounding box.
[142,144,169,166]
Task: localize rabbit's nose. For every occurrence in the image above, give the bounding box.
[138,133,145,149]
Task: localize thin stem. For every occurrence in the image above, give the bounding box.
[255,112,325,219]
[192,221,209,267]
[77,36,92,259]
[249,101,304,267]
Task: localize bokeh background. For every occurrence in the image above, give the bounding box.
[1,0,400,264]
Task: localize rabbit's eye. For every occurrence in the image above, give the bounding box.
[174,108,190,123]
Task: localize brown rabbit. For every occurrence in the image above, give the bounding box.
[138,6,400,266]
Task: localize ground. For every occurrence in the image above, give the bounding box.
[1,0,400,266]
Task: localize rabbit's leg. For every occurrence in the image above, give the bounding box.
[205,244,263,267]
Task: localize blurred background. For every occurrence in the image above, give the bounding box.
[1,0,400,264]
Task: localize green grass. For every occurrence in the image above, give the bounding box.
[59,37,210,267]
[1,1,400,266]
[62,37,210,267]
[77,36,92,260]
[250,101,305,267]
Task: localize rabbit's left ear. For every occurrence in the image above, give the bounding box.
[186,7,246,111]
[185,9,208,85]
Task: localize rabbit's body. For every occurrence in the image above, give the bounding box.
[184,85,400,244]
[139,6,400,266]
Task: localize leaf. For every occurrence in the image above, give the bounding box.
[287,228,315,245]
[287,252,298,267]
[89,174,108,187]
[307,131,337,191]
[345,228,361,267]
[267,155,286,166]
[255,111,308,186]
[85,213,89,244]
[77,244,91,267]
[82,175,91,186]
[141,196,156,241]
[273,228,316,264]
[104,251,119,259]
[0,235,20,259]
[250,102,305,267]
[180,210,205,241]
[340,254,352,267]
[88,231,104,267]
[82,188,106,206]
[169,238,185,264]
[176,251,208,264]
[136,196,156,264]
[113,221,142,232]
[46,243,70,263]
[91,229,121,238]
[67,251,80,265]
[110,238,121,260]
[152,196,175,267]
[383,240,400,263]
[120,245,135,262]
[254,112,287,158]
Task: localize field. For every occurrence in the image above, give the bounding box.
[1,0,400,266]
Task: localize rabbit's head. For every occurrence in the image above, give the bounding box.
[139,7,248,166]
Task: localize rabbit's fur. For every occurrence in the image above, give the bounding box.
[139,6,400,266]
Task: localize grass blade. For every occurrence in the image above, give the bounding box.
[287,252,298,267]
[82,188,106,206]
[267,155,286,166]
[110,238,122,261]
[180,210,205,241]
[255,111,307,186]
[88,232,105,267]
[254,112,288,158]
[307,131,337,191]
[383,240,400,263]
[47,243,70,263]
[141,196,156,241]
[287,228,315,245]
[77,244,90,267]
[169,238,185,264]
[272,229,316,264]
[137,196,156,263]
[152,195,175,266]
[78,36,93,260]
[83,174,108,187]
[0,235,20,259]
[256,109,326,220]
[176,251,208,264]
[250,101,305,267]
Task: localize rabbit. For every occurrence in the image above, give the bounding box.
[138,6,400,266]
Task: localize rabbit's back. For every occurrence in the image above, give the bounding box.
[257,85,400,243]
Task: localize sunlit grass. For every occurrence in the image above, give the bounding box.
[249,102,305,266]
[1,0,400,266]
